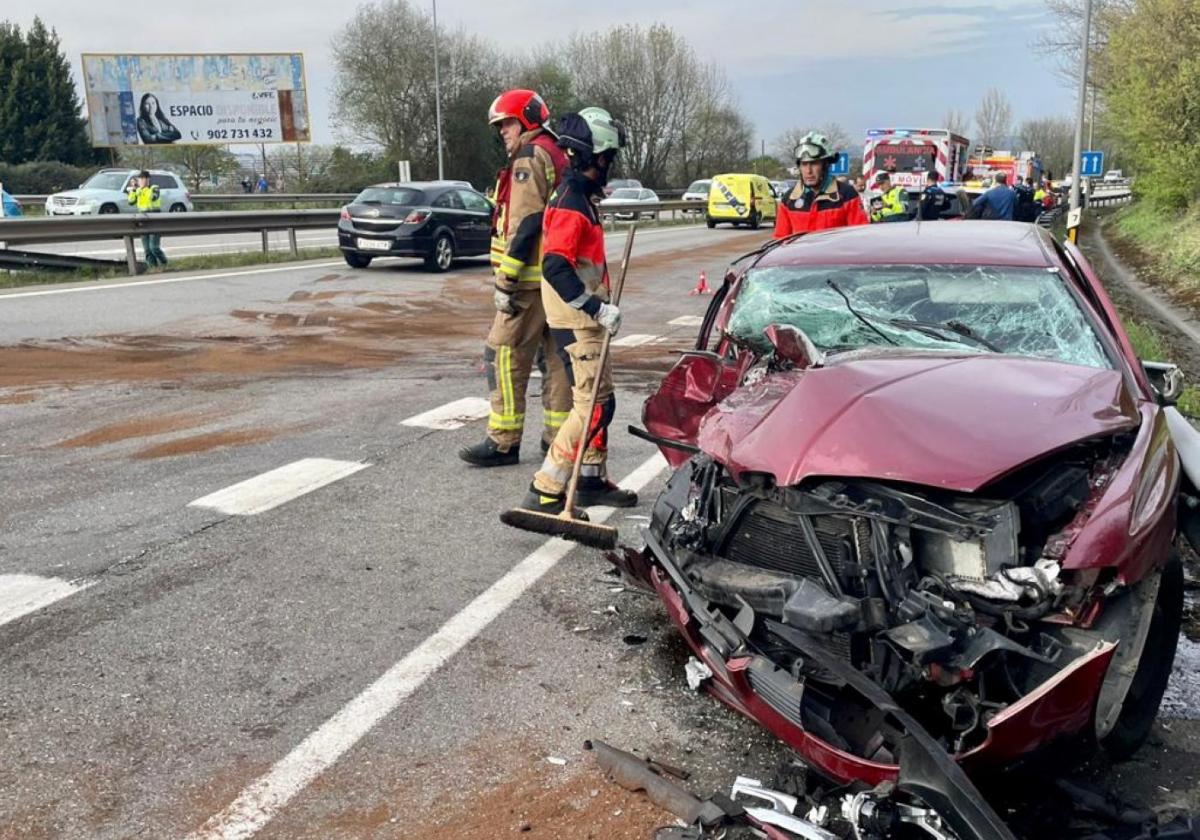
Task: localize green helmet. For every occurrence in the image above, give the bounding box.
[557,107,628,157]
[794,131,835,163]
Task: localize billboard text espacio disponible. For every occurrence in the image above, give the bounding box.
[81,53,310,147]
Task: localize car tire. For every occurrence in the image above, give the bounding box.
[99,204,119,215]
[343,251,373,269]
[748,210,761,230]
[1101,554,1184,759]
[169,203,187,213]
[425,233,454,272]
[705,215,716,229]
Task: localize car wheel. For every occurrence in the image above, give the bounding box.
[425,233,454,272]
[748,210,761,230]
[169,203,187,213]
[343,251,372,269]
[99,204,119,214]
[705,216,716,229]
[1101,555,1184,759]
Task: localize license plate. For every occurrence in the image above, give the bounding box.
[356,238,391,251]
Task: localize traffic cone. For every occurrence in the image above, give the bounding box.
[689,270,711,296]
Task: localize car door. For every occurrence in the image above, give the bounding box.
[456,188,493,255]
[150,174,181,211]
[430,188,466,246]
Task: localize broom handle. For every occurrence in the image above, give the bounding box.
[561,223,638,515]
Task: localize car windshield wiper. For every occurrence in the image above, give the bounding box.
[825,280,898,346]
[826,280,999,353]
[886,317,1002,352]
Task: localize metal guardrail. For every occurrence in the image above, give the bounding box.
[0,209,338,275]
[14,192,357,207]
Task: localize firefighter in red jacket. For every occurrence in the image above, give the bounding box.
[773,132,869,238]
[514,107,636,515]
[459,89,573,468]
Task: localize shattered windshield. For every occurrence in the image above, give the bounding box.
[726,264,1111,369]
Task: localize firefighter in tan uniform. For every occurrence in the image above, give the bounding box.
[459,89,573,467]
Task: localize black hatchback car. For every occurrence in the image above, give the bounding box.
[337,181,493,271]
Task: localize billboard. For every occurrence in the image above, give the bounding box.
[81,53,310,147]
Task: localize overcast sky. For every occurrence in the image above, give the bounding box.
[7,0,1073,153]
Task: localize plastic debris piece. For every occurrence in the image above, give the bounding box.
[685,657,714,691]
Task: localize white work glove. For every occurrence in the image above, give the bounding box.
[595,302,622,336]
[494,288,517,315]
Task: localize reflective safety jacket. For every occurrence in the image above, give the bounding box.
[127,184,162,212]
[871,185,909,222]
[773,176,868,238]
[491,129,567,288]
[541,170,610,331]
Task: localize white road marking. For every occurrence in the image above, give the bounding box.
[187,451,668,840]
[188,458,369,516]
[0,574,91,628]
[669,315,704,327]
[400,397,491,430]
[0,260,346,301]
[611,333,659,347]
[0,222,709,302]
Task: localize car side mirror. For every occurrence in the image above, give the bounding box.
[1143,360,1184,405]
[763,324,822,369]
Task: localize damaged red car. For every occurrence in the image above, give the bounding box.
[620,221,1196,839]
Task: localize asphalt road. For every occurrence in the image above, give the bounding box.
[2,220,1197,840]
[4,228,340,262]
[0,223,790,840]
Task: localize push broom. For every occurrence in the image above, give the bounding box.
[500,223,638,551]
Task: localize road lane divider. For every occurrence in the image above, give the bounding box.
[188,458,369,516]
[0,224,712,302]
[0,574,92,629]
[400,397,491,430]
[186,451,668,840]
[668,315,704,327]
[0,261,347,301]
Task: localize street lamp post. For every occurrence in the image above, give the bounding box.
[1068,0,1094,241]
[432,0,445,180]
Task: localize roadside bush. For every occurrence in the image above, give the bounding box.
[0,160,97,193]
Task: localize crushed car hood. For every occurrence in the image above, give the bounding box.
[696,354,1139,492]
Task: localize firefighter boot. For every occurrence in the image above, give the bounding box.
[517,484,589,520]
[576,476,638,508]
[458,438,520,467]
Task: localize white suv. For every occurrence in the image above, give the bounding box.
[45,169,193,216]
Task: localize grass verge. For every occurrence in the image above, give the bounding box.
[1124,317,1200,417]
[1111,203,1200,298]
[0,246,342,291]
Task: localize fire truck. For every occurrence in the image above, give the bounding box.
[963,148,1044,188]
[863,128,971,189]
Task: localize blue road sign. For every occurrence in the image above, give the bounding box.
[1081,151,1105,177]
[830,152,850,176]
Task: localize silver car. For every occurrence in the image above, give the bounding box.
[45,169,193,216]
[600,187,660,221]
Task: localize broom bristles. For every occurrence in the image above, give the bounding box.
[500,508,620,551]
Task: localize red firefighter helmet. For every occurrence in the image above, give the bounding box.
[488,89,549,131]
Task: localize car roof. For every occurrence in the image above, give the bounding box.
[96,168,178,176]
[363,181,475,191]
[754,220,1055,269]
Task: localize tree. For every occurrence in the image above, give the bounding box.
[563,23,736,187]
[1018,116,1075,179]
[1034,0,1134,87]
[974,88,1013,149]
[330,0,505,188]
[0,17,99,166]
[943,108,971,138]
[1098,0,1200,208]
[158,146,239,191]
